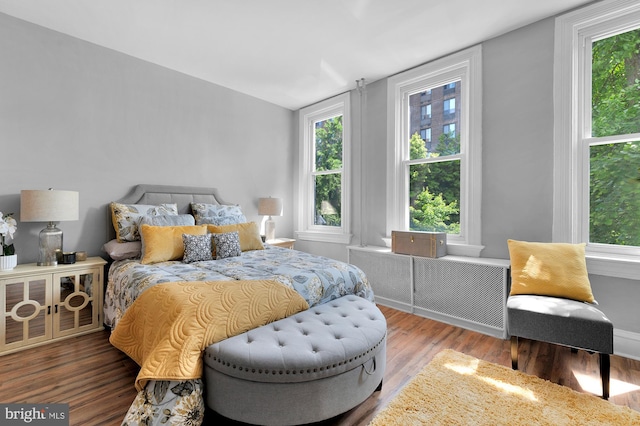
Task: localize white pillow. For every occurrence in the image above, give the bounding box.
[103,239,142,260]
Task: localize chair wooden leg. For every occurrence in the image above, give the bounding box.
[600,353,610,400]
[510,336,518,370]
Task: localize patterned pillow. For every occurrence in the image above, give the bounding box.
[140,214,195,227]
[111,202,178,242]
[182,233,213,263]
[191,203,244,224]
[212,232,242,259]
[196,214,247,226]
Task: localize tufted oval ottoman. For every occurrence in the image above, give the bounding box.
[203,295,387,425]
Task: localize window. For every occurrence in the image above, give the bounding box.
[420,128,433,152]
[554,0,640,278]
[590,28,640,247]
[387,45,483,256]
[444,82,456,92]
[421,104,432,120]
[443,123,456,138]
[297,93,351,243]
[443,98,456,115]
[420,128,432,142]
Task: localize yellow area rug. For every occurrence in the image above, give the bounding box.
[370,349,640,425]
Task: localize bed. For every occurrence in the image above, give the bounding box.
[103,184,375,425]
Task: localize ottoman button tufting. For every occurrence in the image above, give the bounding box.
[204,295,387,426]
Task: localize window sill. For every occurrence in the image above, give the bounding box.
[295,230,352,245]
[445,242,485,258]
[375,239,485,258]
[586,253,640,281]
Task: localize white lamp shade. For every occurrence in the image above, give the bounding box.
[20,189,79,222]
[258,197,283,217]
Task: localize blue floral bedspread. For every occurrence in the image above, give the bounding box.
[105,244,373,329]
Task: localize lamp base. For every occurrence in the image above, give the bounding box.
[265,217,276,241]
[38,222,63,266]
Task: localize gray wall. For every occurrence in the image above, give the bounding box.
[0,13,294,263]
[481,18,555,257]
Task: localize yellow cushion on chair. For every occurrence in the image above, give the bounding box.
[507,239,594,303]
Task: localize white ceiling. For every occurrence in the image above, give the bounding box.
[0,0,594,110]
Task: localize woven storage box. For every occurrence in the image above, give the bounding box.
[391,231,447,258]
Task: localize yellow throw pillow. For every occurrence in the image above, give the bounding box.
[207,222,264,252]
[507,239,594,303]
[140,224,207,264]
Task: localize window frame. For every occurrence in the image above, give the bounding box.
[386,45,483,257]
[297,93,352,244]
[554,0,640,279]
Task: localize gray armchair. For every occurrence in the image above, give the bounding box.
[507,294,613,399]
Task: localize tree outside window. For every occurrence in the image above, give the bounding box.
[407,80,462,234]
[314,116,343,227]
[589,27,640,246]
[409,132,461,233]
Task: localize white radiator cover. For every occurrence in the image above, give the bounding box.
[348,246,510,339]
[348,249,413,311]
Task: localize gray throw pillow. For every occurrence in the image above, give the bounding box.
[182,233,213,263]
[213,232,242,259]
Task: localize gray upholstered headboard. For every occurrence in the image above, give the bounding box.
[107,184,233,241]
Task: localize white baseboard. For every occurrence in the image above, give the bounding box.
[614,329,640,361]
[374,296,640,361]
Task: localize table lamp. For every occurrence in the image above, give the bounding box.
[20,189,79,266]
[258,197,283,241]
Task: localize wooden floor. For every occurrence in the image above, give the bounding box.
[1,305,639,425]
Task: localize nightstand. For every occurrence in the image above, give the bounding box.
[266,238,296,249]
[0,256,107,355]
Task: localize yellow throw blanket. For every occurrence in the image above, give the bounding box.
[109,280,309,391]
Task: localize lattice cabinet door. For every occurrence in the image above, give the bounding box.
[52,266,102,339]
[412,257,509,338]
[0,274,53,352]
